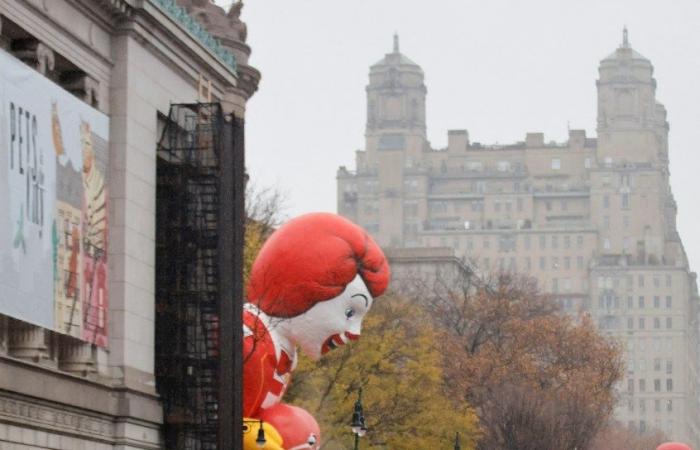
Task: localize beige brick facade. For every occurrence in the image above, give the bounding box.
[338,32,700,445]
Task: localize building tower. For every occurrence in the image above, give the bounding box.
[339,34,429,247]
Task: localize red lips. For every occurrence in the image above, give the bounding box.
[321,332,360,355]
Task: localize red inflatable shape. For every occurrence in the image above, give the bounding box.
[260,403,321,450]
[657,443,692,450]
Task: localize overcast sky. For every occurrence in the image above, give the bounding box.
[221,0,700,272]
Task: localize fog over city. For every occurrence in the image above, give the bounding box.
[225,0,699,271]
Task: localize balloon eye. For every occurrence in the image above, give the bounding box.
[345,308,355,319]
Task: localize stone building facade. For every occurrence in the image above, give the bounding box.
[0,0,258,448]
[337,31,700,445]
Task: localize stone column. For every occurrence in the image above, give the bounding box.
[12,39,55,76]
[58,336,97,376]
[62,72,100,108]
[8,320,57,367]
[0,315,8,356]
[0,16,9,50]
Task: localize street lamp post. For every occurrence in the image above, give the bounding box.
[350,388,368,450]
[242,419,267,448]
[454,431,461,450]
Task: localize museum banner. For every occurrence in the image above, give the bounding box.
[0,48,109,347]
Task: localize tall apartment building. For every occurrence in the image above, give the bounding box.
[337,31,700,445]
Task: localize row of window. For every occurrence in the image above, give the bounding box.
[627,398,674,414]
[627,358,674,374]
[628,419,674,435]
[626,337,674,353]
[627,377,674,393]
[598,295,674,310]
[597,274,674,290]
[624,316,674,330]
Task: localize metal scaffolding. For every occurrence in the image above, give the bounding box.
[155,103,244,449]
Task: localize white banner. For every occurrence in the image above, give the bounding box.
[0,48,110,346]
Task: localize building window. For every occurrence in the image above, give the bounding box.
[623,237,630,252]
[622,193,630,209]
[653,318,660,329]
[666,379,673,391]
[552,278,559,292]
[666,296,672,309]
[584,157,591,169]
[603,216,610,229]
[494,201,501,212]
[639,318,645,329]
[666,360,673,374]
[539,235,546,250]
[517,197,523,211]
[654,359,661,371]
[638,275,645,287]
[539,257,546,270]
[654,296,660,308]
[638,296,645,309]
[627,378,634,393]
[577,256,584,270]
[551,159,561,170]
[564,257,571,270]
[655,399,661,411]
[627,318,634,330]
[524,235,531,250]
[653,276,660,288]
[552,235,559,249]
[577,235,583,248]
[639,379,646,392]
[627,296,634,309]
[483,237,491,249]
[603,238,611,250]
[603,195,610,208]
[666,274,672,287]
[623,215,630,229]
[667,399,673,412]
[604,156,613,167]
[666,317,672,329]
[546,201,552,211]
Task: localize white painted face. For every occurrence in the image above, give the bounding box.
[283,274,373,361]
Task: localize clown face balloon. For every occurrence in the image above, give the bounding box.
[242,213,390,450]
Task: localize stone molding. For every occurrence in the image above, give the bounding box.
[0,393,115,443]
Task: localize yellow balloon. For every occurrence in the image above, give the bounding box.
[243,418,284,450]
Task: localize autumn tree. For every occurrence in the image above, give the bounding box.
[243,182,286,285]
[285,295,480,450]
[400,268,624,450]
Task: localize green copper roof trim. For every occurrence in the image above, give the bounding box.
[153,0,238,73]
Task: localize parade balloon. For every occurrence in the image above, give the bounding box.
[242,213,390,450]
[657,443,692,450]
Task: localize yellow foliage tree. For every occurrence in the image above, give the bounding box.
[285,295,479,450]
